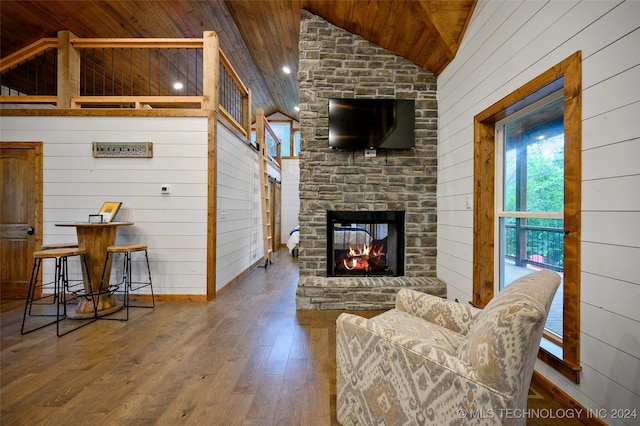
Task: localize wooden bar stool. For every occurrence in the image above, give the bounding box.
[99,244,155,321]
[40,243,79,294]
[21,247,97,336]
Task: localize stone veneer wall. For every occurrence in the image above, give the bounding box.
[296,10,446,310]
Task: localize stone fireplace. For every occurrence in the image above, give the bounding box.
[296,10,446,310]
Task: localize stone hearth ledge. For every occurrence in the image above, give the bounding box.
[296,276,446,310]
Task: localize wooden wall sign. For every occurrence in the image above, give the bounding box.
[93,142,153,158]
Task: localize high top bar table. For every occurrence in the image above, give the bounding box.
[55,222,134,318]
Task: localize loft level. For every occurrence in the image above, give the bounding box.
[0,31,250,138]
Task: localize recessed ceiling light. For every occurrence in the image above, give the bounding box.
[294,106,300,111]
[173,81,184,90]
[282,66,291,74]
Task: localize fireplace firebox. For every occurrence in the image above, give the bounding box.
[327,211,405,277]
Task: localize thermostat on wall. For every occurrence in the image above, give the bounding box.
[161,184,171,194]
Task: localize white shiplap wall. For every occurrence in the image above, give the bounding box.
[280,158,300,245]
[437,0,640,422]
[215,121,263,290]
[0,115,209,295]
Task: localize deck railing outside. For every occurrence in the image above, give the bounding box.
[504,222,564,272]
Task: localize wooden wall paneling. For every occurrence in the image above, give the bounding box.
[580,309,640,396]
[583,102,640,153]
[581,241,639,290]
[439,0,575,128]
[581,273,640,325]
[582,174,640,212]
[215,120,262,291]
[1,114,210,298]
[583,65,640,120]
[438,0,639,413]
[583,138,639,182]
[581,212,639,248]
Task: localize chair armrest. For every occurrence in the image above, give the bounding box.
[336,313,513,426]
[395,288,481,335]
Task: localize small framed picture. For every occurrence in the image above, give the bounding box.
[97,202,122,223]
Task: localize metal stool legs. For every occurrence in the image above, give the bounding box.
[21,247,97,336]
[21,256,59,334]
[99,244,155,321]
[126,247,155,308]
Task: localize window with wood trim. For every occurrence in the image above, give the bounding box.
[269,121,300,158]
[472,52,582,383]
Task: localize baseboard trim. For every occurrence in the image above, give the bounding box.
[136,294,207,302]
[129,258,264,303]
[531,371,607,426]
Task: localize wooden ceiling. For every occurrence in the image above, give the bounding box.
[0,0,476,120]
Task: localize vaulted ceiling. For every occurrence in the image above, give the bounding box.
[0,0,476,121]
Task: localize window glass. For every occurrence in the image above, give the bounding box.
[502,97,565,212]
[497,92,565,340]
[270,122,290,157]
[250,130,257,149]
[293,130,300,156]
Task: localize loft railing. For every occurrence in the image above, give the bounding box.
[255,108,281,169]
[0,30,251,137]
[0,37,58,103]
[265,121,281,167]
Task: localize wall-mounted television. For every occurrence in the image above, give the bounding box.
[328,98,415,150]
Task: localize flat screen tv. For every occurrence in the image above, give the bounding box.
[328,98,415,150]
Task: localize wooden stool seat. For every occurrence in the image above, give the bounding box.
[34,247,86,259]
[40,243,79,250]
[106,244,147,253]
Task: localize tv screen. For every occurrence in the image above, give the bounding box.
[328,98,415,150]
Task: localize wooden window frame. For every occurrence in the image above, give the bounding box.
[472,51,582,383]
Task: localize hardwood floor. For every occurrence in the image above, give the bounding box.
[1,249,380,425]
[1,248,581,426]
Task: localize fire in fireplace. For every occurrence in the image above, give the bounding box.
[327,211,405,277]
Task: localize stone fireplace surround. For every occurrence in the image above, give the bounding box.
[296,10,446,310]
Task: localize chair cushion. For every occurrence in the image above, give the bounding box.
[369,309,465,355]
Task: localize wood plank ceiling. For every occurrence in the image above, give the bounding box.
[0,0,476,121]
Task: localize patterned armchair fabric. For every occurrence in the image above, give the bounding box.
[336,270,560,425]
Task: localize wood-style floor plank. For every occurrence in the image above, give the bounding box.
[1,248,577,425]
[0,249,356,425]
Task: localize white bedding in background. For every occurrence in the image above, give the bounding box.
[287,227,299,254]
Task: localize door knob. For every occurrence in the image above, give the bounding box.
[27,226,34,235]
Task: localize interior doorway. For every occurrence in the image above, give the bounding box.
[0,142,43,299]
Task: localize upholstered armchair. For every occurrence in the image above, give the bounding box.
[336,270,560,425]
